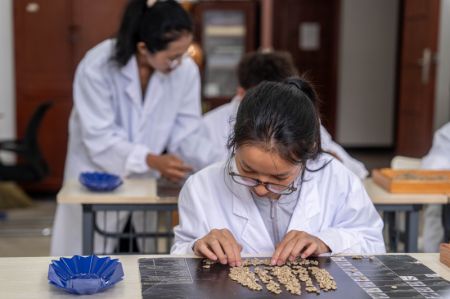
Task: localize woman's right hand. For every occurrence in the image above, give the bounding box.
[193,229,243,267]
[146,153,192,182]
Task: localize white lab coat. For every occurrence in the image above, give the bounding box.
[422,122,450,252]
[319,126,369,179]
[202,97,369,179]
[52,39,219,256]
[171,154,385,255]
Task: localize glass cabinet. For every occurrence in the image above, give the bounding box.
[193,1,258,109]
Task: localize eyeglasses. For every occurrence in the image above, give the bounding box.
[227,158,299,195]
[166,52,189,69]
[228,170,298,195]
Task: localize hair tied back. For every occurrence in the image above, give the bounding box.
[285,78,303,91]
[147,0,157,7]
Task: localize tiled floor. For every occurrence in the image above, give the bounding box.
[0,199,54,256]
[0,148,411,257]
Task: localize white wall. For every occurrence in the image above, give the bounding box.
[434,0,450,130]
[336,0,399,147]
[0,0,15,162]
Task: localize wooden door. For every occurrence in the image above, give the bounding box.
[396,0,440,157]
[72,0,128,65]
[14,0,129,192]
[14,0,74,192]
[272,0,340,136]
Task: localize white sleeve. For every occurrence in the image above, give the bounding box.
[315,178,386,255]
[73,61,151,176]
[167,61,223,170]
[422,123,450,169]
[320,126,368,179]
[171,177,210,254]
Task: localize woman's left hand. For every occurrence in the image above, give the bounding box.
[271,230,330,266]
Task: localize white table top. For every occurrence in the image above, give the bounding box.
[364,178,449,205]
[58,178,450,206]
[0,254,448,299]
[57,179,178,204]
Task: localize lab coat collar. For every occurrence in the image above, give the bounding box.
[224,158,321,251]
[286,176,320,234]
[120,56,142,108]
[224,159,274,253]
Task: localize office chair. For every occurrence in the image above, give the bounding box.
[0,101,53,182]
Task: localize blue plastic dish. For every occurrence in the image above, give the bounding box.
[48,255,124,295]
[79,172,123,192]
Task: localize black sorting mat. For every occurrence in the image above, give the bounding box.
[138,255,450,299]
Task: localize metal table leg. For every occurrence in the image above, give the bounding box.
[375,204,422,253]
[405,208,420,252]
[82,204,94,255]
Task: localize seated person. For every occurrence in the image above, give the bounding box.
[171,78,385,266]
[202,51,368,179]
[422,122,450,252]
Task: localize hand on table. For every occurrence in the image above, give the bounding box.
[193,229,243,267]
[271,230,330,266]
[146,154,192,182]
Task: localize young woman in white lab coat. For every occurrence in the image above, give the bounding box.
[51,0,219,256]
[172,78,385,266]
[422,122,450,252]
[202,51,368,180]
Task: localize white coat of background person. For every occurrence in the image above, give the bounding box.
[422,122,450,252]
[202,51,369,180]
[172,79,385,265]
[51,0,220,256]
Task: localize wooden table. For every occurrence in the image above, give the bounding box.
[364,178,449,252]
[57,179,179,255]
[0,254,448,299]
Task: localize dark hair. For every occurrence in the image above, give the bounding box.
[228,78,322,165]
[113,0,193,66]
[237,51,298,90]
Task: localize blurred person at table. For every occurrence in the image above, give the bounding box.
[422,122,450,252]
[202,51,369,180]
[171,78,385,264]
[51,0,220,256]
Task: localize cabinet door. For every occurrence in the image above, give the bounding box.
[193,1,258,110]
[14,0,74,192]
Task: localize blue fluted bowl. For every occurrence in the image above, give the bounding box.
[79,172,123,192]
[48,255,124,295]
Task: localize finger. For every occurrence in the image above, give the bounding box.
[167,156,194,172]
[276,238,299,266]
[272,232,298,265]
[289,238,309,261]
[173,163,193,172]
[195,241,217,261]
[222,230,242,266]
[218,238,238,267]
[165,169,188,181]
[209,239,228,265]
[301,242,318,259]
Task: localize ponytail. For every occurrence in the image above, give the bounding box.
[113,0,193,66]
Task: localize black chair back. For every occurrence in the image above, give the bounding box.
[22,101,53,179]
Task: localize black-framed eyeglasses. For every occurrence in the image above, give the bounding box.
[228,170,297,195]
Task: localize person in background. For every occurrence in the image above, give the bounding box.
[422,122,450,252]
[52,0,219,256]
[202,51,369,179]
[171,78,385,264]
